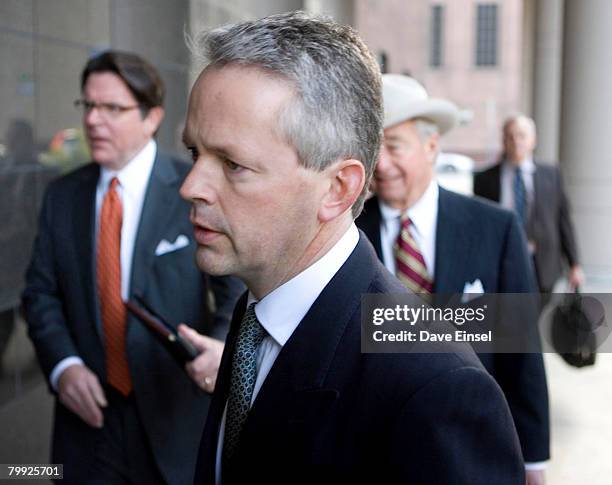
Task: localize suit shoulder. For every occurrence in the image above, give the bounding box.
[536,162,560,178]
[168,156,192,179]
[45,162,98,195]
[367,260,407,294]
[474,162,501,177]
[443,188,515,226]
[364,344,488,402]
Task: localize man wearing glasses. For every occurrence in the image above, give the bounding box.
[22,51,243,484]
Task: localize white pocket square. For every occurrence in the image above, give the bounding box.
[155,234,189,256]
[461,279,485,303]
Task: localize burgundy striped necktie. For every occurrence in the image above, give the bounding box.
[97,177,132,396]
[394,216,434,298]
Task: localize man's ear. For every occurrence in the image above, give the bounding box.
[424,132,440,165]
[318,159,365,223]
[144,107,165,136]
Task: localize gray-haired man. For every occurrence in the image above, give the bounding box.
[179,11,524,484]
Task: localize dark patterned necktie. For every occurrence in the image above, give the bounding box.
[513,166,527,226]
[394,216,434,297]
[223,303,267,463]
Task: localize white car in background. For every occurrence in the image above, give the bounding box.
[435,152,474,196]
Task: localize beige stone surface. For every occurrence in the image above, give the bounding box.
[545,352,612,484]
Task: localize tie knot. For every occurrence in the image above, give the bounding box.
[400,215,413,230]
[240,303,267,345]
[109,177,120,190]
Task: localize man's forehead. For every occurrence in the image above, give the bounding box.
[185,64,294,139]
[505,118,535,135]
[384,119,418,138]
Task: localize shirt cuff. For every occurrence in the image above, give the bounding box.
[525,461,548,471]
[50,356,85,391]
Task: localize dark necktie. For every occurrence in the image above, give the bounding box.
[223,303,267,463]
[513,166,527,226]
[97,177,132,396]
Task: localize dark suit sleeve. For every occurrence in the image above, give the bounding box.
[21,186,79,379]
[556,169,579,267]
[206,275,246,341]
[497,212,550,462]
[390,366,524,484]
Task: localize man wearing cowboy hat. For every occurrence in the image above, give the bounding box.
[356,74,550,485]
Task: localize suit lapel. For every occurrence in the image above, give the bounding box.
[74,164,103,340]
[531,163,546,230]
[434,188,474,293]
[129,155,181,299]
[206,235,378,468]
[195,293,247,484]
[239,236,376,445]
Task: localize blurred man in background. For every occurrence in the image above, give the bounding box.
[23,50,243,485]
[474,114,584,296]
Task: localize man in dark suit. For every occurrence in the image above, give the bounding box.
[22,51,243,485]
[474,114,584,294]
[179,12,524,484]
[356,74,549,485]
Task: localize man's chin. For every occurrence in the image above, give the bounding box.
[91,151,117,167]
[195,248,232,276]
[377,189,403,205]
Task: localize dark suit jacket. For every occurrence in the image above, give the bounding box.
[22,155,243,485]
[473,162,580,290]
[356,189,550,462]
[193,234,524,485]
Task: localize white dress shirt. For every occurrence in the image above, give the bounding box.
[215,224,360,484]
[378,180,438,279]
[500,158,535,213]
[49,140,157,390]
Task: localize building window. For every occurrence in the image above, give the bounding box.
[475,3,498,67]
[430,5,444,68]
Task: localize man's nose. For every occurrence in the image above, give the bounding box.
[376,145,392,172]
[84,106,103,127]
[180,159,218,205]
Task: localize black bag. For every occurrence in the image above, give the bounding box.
[551,290,604,368]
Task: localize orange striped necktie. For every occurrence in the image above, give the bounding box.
[97,177,132,396]
[394,216,434,298]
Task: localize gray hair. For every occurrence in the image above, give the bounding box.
[503,113,537,137]
[189,11,383,217]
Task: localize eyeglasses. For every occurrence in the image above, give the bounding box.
[74,99,140,118]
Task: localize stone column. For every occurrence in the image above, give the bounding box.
[560,0,612,279]
[531,0,564,163]
[304,0,354,25]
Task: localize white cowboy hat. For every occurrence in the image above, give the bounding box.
[382,74,459,134]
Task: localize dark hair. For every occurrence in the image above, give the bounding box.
[81,50,164,115]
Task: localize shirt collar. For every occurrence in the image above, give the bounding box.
[98,140,157,199]
[504,158,535,174]
[378,179,439,238]
[247,223,359,347]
